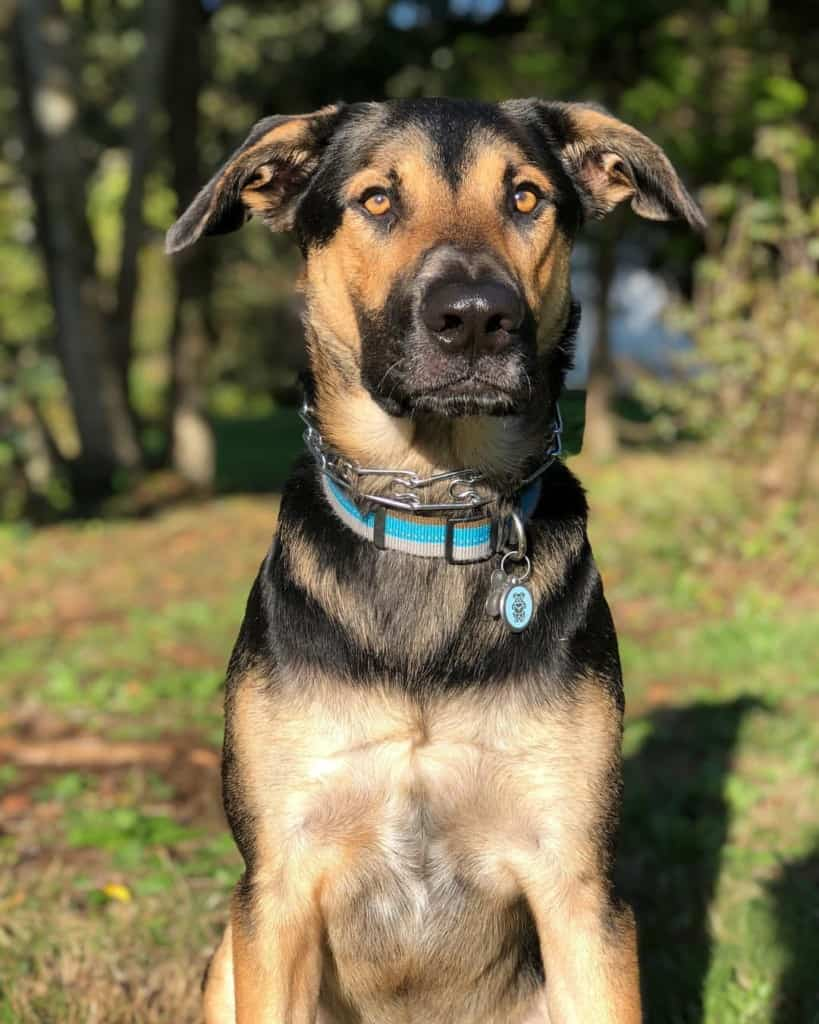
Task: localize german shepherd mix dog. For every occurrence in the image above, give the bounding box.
[167,98,703,1024]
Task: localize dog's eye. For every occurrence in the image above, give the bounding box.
[362,191,392,217]
[512,187,541,215]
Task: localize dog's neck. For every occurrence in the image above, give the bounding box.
[308,381,555,504]
[300,301,577,504]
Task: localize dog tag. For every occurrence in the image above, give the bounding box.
[500,581,534,632]
[484,568,508,618]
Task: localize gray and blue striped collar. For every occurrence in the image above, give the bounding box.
[321,473,542,564]
[303,398,561,564]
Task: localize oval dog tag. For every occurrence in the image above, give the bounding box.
[501,582,534,632]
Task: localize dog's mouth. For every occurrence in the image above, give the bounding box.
[402,375,527,417]
[361,307,539,419]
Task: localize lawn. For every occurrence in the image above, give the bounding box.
[0,439,817,1023]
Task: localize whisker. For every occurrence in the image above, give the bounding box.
[376,358,405,393]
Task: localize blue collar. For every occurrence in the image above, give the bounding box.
[322,474,542,564]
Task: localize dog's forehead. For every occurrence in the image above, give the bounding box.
[331,98,538,186]
[297,98,577,252]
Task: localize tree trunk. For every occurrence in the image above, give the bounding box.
[165,0,216,489]
[12,0,142,498]
[168,296,215,488]
[109,0,176,433]
[584,226,619,461]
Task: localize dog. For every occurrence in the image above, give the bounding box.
[166,98,703,1024]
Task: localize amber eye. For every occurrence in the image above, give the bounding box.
[362,191,392,216]
[513,187,540,215]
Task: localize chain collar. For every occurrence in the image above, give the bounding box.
[300,400,562,517]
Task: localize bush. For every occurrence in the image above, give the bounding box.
[642,125,819,500]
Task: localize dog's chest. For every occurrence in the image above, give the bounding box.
[254,695,520,882]
[232,675,615,1018]
[237,675,612,894]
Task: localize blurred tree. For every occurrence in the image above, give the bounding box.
[110,0,175,440]
[12,0,143,499]
[164,0,216,488]
[1,0,816,517]
[584,219,622,461]
[641,124,818,500]
[6,0,219,504]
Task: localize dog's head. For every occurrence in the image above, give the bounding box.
[168,99,702,470]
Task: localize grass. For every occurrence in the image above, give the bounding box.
[0,443,817,1023]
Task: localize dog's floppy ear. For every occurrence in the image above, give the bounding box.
[166,105,343,254]
[506,100,705,231]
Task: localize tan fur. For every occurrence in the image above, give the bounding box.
[303,128,452,344]
[575,151,636,212]
[455,140,568,314]
[205,672,629,1023]
[206,119,315,226]
[216,107,342,231]
[203,923,235,1024]
[528,894,641,1024]
[237,105,342,182]
[231,891,324,1024]
[559,105,683,223]
[304,131,567,337]
[313,381,550,495]
[300,129,574,490]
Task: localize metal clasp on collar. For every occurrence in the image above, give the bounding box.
[497,509,531,578]
[501,510,527,560]
[443,512,496,564]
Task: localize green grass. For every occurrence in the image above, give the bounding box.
[0,449,817,1023]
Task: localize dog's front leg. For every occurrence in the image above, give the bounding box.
[230,874,323,1024]
[526,877,641,1024]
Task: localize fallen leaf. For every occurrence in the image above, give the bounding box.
[101,883,132,903]
[0,792,31,817]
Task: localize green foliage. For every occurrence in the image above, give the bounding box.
[641,124,819,497]
[2,0,816,519]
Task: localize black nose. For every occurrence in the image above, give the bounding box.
[421,281,524,355]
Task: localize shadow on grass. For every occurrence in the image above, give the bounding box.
[770,843,819,1024]
[618,697,765,1024]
